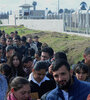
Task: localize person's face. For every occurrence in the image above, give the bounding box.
[1,39,6,45]
[53,65,72,90]
[5,34,9,38]
[6,39,12,45]
[6,49,15,58]
[33,69,46,83]
[35,54,40,61]
[34,38,38,42]
[14,39,20,45]
[27,38,32,43]
[13,84,30,100]
[75,69,87,81]
[27,61,33,68]
[10,33,14,38]
[21,41,25,45]
[84,54,90,66]
[13,56,20,67]
[41,52,50,61]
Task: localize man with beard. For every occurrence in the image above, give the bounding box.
[46,59,90,100]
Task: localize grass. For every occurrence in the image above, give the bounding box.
[0,25,90,65]
[0,25,39,36]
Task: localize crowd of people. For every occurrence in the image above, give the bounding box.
[0,30,90,100]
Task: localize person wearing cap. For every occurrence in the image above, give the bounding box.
[34,36,42,52]
[28,61,56,99]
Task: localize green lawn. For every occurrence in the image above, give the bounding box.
[0,25,39,36]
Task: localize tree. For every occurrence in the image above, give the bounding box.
[48,10,52,14]
[58,9,63,14]
[80,1,87,10]
[64,8,69,13]
[32,1,37,10]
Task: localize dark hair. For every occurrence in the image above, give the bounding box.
[34,36,39,39]
[28,48,35,57]
[33,61,49,71]
[1,37,6,41]
[35,51,41,57]
[14,35,21,41]
[55,52,67,61]
[84,47,90,55]
[0,63,11,76]
[10,32,14,34]
[10,52,25,77]
[6,45,14,52]
[15,31,18,34]
[10,52,22,66]
[7,37,13,40]
[74,63,88,74]
[21,36,26,42]
[52,59,70,71]
[41,47,54,58]
[10,77,29,91]
[22,56,33,63]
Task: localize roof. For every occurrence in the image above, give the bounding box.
[19,4,33,8]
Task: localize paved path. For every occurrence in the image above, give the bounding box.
[63,31,90,37]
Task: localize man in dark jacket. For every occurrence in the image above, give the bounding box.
[45,59,90,100]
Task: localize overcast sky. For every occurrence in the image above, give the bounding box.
[0,0,90,12]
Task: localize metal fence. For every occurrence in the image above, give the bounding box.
[63,10,90,34]
[46,10,90,34]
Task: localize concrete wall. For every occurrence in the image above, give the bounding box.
[9,15,16,25]
[16,19,63,32]
[1,19,8,25]
[1,18,64,33]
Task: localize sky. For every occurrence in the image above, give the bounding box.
[0,0,90,12]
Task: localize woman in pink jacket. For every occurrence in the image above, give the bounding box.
[7,77,31,100]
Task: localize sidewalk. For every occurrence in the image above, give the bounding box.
[63,31,90,37]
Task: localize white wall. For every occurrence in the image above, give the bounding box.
[9,15,16,25]
[1,19,8,25]
[16,19,63,32]
[1,18,64,33]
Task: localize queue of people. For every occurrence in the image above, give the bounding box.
[0,30,90,100]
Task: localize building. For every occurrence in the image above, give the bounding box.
[18,3,45,19]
